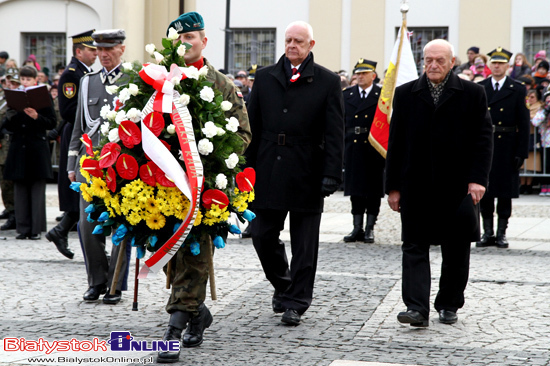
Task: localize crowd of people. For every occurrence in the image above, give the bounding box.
[2,16,550,363]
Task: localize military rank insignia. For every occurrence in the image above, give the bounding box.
[63,83,76,98]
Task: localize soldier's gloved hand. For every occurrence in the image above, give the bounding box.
[47,129,59,141]
[514,156,524,170]
[321,176,340,197]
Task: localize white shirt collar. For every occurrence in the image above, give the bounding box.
[78,59,92,72]
[491,76,506,89]
[358,84,373,97]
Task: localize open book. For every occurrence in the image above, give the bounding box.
[4,85,52,111]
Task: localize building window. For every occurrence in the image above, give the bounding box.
[398,27,448,74]
[524,28,550,65]
[227,28,276,75]
[23,33,66,75]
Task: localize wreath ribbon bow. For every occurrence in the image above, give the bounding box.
[139,63,187,113]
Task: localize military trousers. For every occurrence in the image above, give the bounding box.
[480,197,512,220]
[166,233,212,316]
[350,195,381,216]
[252,208,322,315]
[401,240,471,320]
[0,164,14,212]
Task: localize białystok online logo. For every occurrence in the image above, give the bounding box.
[3,331,179,354]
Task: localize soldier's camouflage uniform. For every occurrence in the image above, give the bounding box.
[0,88,14,213]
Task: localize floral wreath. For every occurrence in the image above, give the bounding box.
[72,27,255,277]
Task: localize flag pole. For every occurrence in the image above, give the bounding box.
[388,1,409,115]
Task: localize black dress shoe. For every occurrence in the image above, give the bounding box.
[28,234,41,240]
[182,303,213,347]
[397,310,429,327]
[45,231,74,259]
[83,284,107,301]
[103,290,122,304]
[0,210,9,220]
[281,309,301,325]
[272,290,285,313]
[438,310,458,324]
[15,233,28,240]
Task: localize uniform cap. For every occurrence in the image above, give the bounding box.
[487,47,512,63]
[235,71,248,79]
[71,29,96,48]
[248,65,261,80]
[167,12,204,36]
[5,68,18,79]
[353,58,377,74]
[92,29,126,48]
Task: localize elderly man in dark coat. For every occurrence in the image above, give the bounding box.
[247,20,344,326]
[477,48,530,249]
[343,58,384,243]
[386,39,493,327]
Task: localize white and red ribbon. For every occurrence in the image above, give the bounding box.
[139,63,188,113]
[138,90,204,279]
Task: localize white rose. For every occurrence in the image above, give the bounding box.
[197,138,214,155]
[220,101,232,111]
[154,51,164,63]
[118,88,131,104]
[100,121,110,135]
[126,108,141,123]
[106,110,118,122]
[122,62,133,71]
[167,27,179,40]
[128,83,139,96]
[166,124,176,134]
[198,66,208,77]
[225,153,239,169]
[177,44,186,57]
[108,128,120,143]
[171,76,181,85]
[215,174,228,189]
[225,116,239,133]
[115,110,127,125]
[216,127,226,136]
[100,105,111,120]
[201,121,218,138]
[179,94,190,106]
[105,85,119,95]
[145,43,156,55]
[199,86,214,103]
[183,66,199,80]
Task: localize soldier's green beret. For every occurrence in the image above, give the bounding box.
[167,12,204,36]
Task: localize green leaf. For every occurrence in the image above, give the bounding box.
[162,38,172,49]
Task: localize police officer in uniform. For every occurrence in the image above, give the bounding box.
[342,59,384,243]
[477,48,530,248]
[46,30,97,259]
[67,29,131,304]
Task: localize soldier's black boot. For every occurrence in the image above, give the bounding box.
[476,218,495,247]
[364,214,377,243]
[182,303,213,347]
[496,218,509,249]
[45,212,78,259]
[0,209,9,220]
[157,311,190,363]
[0,212,16,230]
[343,215,364,242]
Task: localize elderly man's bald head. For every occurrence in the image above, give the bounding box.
[424,39,455,59]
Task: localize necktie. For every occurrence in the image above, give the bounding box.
[292,67,298,75]
[495,82,499,92]
[361,90,366,99]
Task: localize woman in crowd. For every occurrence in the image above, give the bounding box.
[532,86,550,196]
[509,53,531,79]
[520,88,543,194]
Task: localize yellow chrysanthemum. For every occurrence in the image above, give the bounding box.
[81,185,93,202]
[146,212,166,230]
[145,197,160,213]
[127,211,142,226]
[89,177,109,199]
[248,190,255,202]
[193,210,203,226]
[202,216,217,226]
[209,204,222,217]
[220,210,230,221]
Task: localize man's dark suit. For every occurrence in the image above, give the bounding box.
[386,72,493,319]
[247,52,344,315]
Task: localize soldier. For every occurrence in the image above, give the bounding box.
[477,48,530,249]
[67,29,130,304]
[46,30,97,260]
[342,59,384,243]
[157,12,251,364]
[0,68,18,231]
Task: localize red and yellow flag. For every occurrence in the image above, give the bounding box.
[369,25,418,158]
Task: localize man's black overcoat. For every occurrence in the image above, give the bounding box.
[386,73,493,243]
[343,84,385,197]
[246,53,344,213]
[479,77,529,198]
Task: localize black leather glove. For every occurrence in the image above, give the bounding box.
[47,129,59,141]
[514,156,524,170]
[321,176,340,197]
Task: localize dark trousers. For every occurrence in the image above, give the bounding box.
[350,195,381,216]
[252,208,322,315]
[480,197,512,220]
[402,240,471,319]
[14,179,46,235]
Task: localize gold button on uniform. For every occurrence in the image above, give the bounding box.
[355,115,358,118]
[498,122,502,125]
[365,115,368,118]
[500,108,504,111]
[488,107,491,110]
[353,139,357,143]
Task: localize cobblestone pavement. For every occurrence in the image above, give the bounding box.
[0,188,549,366]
